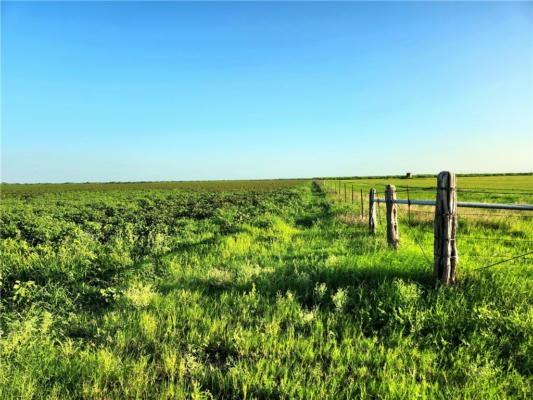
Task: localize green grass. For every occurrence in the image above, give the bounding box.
[324,174,533,196]
[1,178,532,399]
[1,179,306,198]
[323,175,533,272]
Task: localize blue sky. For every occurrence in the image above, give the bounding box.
[2,1,532,183]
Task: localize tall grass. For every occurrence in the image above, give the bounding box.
[1,180,531,398]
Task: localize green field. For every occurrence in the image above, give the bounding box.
[1,179,305,197]
[1,176,532,399]
[324,174,533,202]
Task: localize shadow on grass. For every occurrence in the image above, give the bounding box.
[155,180,528,303]
[157,181,436,303]
[158,256,435,303]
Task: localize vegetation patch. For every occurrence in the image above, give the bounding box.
[1,179,531,399]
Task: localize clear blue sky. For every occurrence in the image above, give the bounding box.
[2,1,532,183]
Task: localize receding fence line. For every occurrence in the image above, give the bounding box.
[324,179,533,212]
[322,176,531,283]
[394,186,533,195]
[373,199,533,211]
[366,171,533,285]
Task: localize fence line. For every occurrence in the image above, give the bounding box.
[321,172,532,284]
[374,198,533,212]
[323,180,533,195]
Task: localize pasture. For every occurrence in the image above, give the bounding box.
[1,175,532,399]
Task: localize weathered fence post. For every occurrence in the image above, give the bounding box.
[434,171,458,284]
[369,188,377,235]
[385,185,399,249]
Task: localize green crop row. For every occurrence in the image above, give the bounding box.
[1,179,306,198]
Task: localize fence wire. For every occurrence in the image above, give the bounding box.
[323,180,532,273]
[399,203,533,272]
[378,198,530,272]
[396,206,433,268]
[470,251,533,271]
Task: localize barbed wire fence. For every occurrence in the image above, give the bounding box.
[320,175,533,282]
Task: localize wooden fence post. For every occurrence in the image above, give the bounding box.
[385,185,399,249]
[369,188,377,235]
[434,171,458,284]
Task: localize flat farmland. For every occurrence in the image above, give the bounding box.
[1,179,306,197]
[325,174,533,200]
[1,176,532,399]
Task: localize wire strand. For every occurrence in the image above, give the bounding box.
[462,254,532,259]
[396,207,433,267]
[460,237,533,243]
[471,251,533,271]
[458,213,533,218]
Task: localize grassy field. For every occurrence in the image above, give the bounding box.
[324,175,533,201]
[0,179,306,198]
[1,177,532,398]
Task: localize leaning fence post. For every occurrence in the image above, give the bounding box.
[369,188,377,235]
[434,171,458,284]
[385,185,399,249]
